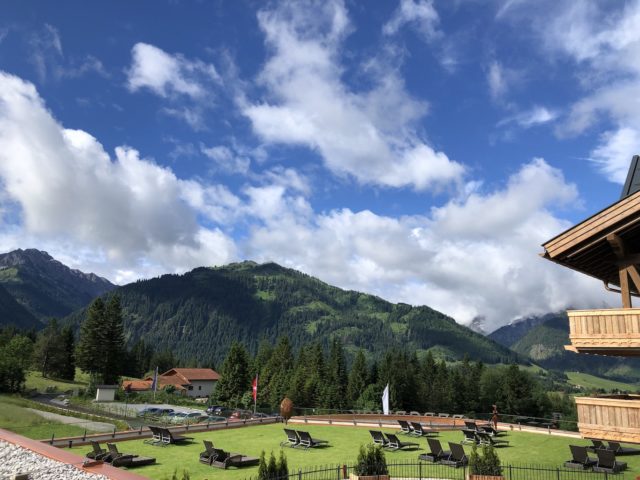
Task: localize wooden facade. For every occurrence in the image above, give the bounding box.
[566,308,640,356]
[575,395,640,443]
[541,169,640,443]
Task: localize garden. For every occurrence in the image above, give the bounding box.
[69,423,640,480]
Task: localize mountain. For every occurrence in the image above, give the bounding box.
[65,261,518,366]
[0,283,41,330]
[0,249,116,321]
[489,313,640,383]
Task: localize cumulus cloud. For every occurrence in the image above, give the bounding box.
[127,43,221,129]
[242,0,464,191]
[201,145,251,175]
[0,72,237,280]
[245,158,609,331]
[383,0,441,41]
[498,106,558,129]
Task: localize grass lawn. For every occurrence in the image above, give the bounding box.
[25,369,89,393]
[565,372,639,392]
[69,423,640,480]
[0,396,93,440]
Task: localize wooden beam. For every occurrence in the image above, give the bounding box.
[628,265,640,295]
[620,267,633,308]
[607,233,627,258]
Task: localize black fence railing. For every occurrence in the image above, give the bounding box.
[245,462,625,480]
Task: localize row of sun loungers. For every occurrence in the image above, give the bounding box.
[397,420,439,436]
[565,445,627,473]
[199,440,259,469]
[370,431,420,450]
[145,425,194,446]
[86,441,156,468]
[281,428,329,449]
[461,429,509,447]
[419,440,468,467]
[587,439,640,455]
[464,420,503,436]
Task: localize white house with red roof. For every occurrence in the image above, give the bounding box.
[122,367,220,398]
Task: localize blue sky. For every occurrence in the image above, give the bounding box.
[0,0,635,331]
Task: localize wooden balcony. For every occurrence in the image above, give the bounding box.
[576,395,640,443]
[566,308,640,356]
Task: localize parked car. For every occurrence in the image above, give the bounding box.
[206,405,224,415]
[169,412,188,424]
[228,409,252,420]
[157,408,174,416]
[137,407,162,417]
[206,415,227,423]
[183,412,207,424]
[251,412,269,419]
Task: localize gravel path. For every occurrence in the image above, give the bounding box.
[0,440,108,480]
[26,409,116,433]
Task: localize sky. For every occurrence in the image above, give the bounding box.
[0,0,636,332]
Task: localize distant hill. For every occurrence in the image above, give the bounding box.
[489,312,640,383]
[65,261,518,366]
[0,249,115,320]
[0,283,41,330]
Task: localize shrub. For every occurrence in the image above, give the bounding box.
[469,444,502,477]
[354,444,388,476]
[257,450,289,480]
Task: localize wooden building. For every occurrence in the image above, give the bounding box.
[541,156,640,443]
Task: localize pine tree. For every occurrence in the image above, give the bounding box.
[33,319,66,378]
[76,298,107,384]
[102,295,125,384]
[215,341,251,406]
[322,338,348,409]
[347,349,368,406]
[60,326,75,381]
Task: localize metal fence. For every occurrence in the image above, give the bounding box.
[245,462,624,480]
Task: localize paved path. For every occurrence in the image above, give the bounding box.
[27,409,116,433]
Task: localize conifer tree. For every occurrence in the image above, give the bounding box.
[60,326,75,381]
[76,298,106,384]
[215,341,251,406]
[103,295,126,384]
[347,349,368,406]
[33,319,66,378]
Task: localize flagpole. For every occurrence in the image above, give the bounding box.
[253,374,258,414]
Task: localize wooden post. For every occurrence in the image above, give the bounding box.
[620,267,632,308]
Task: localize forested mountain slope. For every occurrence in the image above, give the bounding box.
[0,249,115,320]
[0,283,41,330]
[66,261,518,366]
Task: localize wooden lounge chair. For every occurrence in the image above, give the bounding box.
[411,422,437,437]
[370,430,389,447]
[281,428,301,448]
[106,443,156,468]
[441,442,468,468]
[476,431,508,447]
[199,440,216,464]
[464,421,478,431]
[593,449,627,473]
[160,427,193,445]
[209,448,259,469]
[461,429,478,445]
[608,441,640,456]
[385,433,419,451]
[419,438,451,462]
[564,445,597,470]
[298,430,329,449]
[85,441,108,460]
[398,419,413,435]
[479,424,504,436]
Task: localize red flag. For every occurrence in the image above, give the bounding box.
[252,375,258,402]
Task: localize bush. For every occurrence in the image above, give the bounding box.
[354,444,388,476]
[469,444,502,477]
[257,450,289,480]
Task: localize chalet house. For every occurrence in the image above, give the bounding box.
[122,367,220,398]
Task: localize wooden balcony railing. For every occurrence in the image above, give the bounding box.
[566,309,640,356]
[575,395,640,443]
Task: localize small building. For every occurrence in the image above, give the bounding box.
[95,385,118,402]
[121,367,220,398]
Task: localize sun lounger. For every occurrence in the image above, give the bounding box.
[419,438,451,462]
[411,421,437,437]
[385,433,419,451]
[564,445,597,470]
[85,441,108,460]
[461,429,478,445]
[424,412,435,417]
[298,430,329,449]
[199,440,216,464]
[160,427,193,445]
[441,442,468,468]
[476,431,509,447]
[370,430,389,447]
[144,426,163,445]
[398,419,414,435]
[208,448,259,469]
[106,443,156,468]
[608,441,640,456]
[281,428,301,448]
[586,440,608,452]
[464,421,478,430]
[593,449,627,473]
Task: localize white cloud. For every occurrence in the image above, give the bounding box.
[487,61,507,100]
[590,127,640,184]
[245,158,609,331]
[499,106,558,129]
[241,0,463,192]
[0,72,237,280]
[383,0,441,41]
[201,145,251,175]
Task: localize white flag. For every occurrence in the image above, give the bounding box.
[382,383,390,415]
